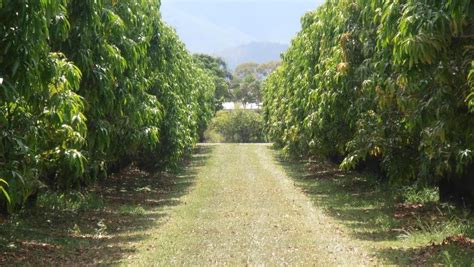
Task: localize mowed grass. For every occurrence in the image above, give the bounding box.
[1,144,472,265]
[127,144,374,265]
[0,146,212,265]
[277,153,474,265]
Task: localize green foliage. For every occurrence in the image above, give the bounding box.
[400,186,439,205]
[0,179,10,204]
[193,54,233,109]
[0,0,216,212]
[263,0,474,189]
[205,110,265,143]
[0,0,87,211]
[231,62,279,105]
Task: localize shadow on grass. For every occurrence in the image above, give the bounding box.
[274,152,474,265]
[0,145,214,265]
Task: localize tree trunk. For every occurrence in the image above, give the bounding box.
[439,164,474,207]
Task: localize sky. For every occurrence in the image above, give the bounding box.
[160,0,324,54]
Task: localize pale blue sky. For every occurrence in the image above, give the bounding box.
[161,0,324,53]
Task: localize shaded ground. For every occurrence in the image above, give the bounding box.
[0,146,213,265]
[278,154,474,265]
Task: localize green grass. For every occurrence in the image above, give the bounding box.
[37,192,105,212]
[2,144,472,265]
[399,186,439,204]
[129,144,374,266]
[0,146,212,265]
[117,205,146,216]
[276,153,474,265]
[1,192,105,250]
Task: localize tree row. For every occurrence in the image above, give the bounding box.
[0,0,216,212]
[263,0,474,202]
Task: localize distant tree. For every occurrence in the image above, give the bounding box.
[205,110,265,143]
[233,62,260,80]
[231,61,280,105]
[257,61,281,77]
[193,54,232,109]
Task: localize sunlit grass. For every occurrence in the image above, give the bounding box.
[278,153,473,265]
[130,144,372,265]
[117,205,146,216]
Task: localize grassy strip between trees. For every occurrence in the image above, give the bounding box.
[0,146,212,265]
[1,144,472,265]
[277,151,474,265]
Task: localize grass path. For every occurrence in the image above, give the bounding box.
[2,144,471,265]
[128,144,374,265]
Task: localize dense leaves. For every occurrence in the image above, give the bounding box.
[205,110,265,143]
[230,62,279,105]
[0,0,216,212]
[193,54,232,110]
[263,0,474,200]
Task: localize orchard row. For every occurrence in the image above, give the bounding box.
[263,0,474,202]
[0,0,216,212]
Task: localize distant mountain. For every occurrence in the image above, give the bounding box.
[160,1,320,54]
[215,42,288,69]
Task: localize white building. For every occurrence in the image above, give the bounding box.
[222,102,262,110]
